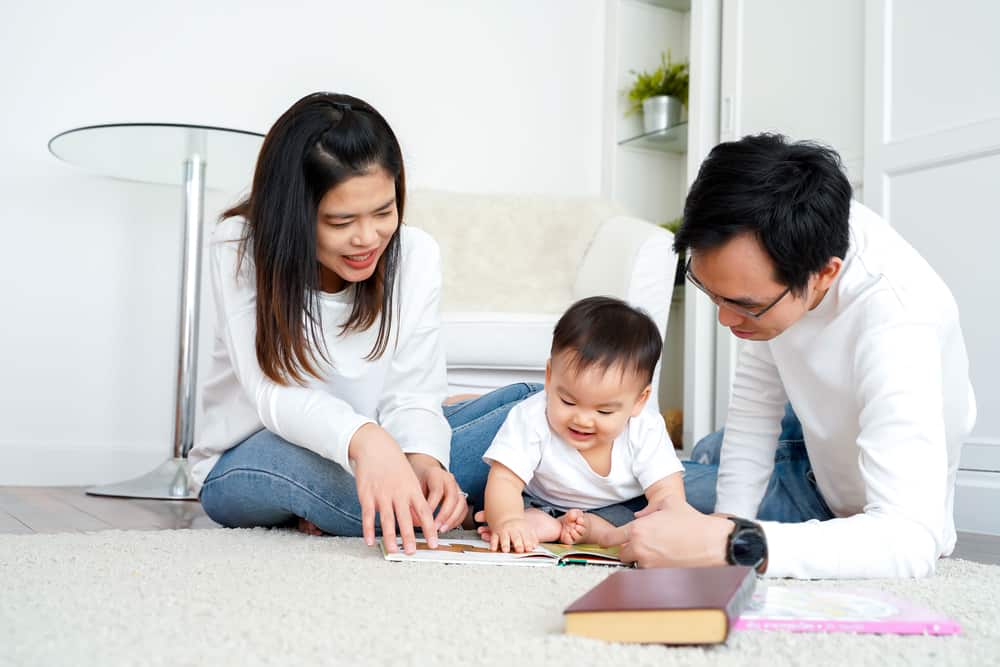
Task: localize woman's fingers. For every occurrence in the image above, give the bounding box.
[433,476,464,532]
[394,497,418,554]
[425,473,445,517]
[356,486,377,547]
[442,493,468,533]
[411,494,439,549]
[379,501,398,553]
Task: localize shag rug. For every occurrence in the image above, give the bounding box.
[2,528,999,666]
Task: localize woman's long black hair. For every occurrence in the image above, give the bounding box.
[223,92,404,385]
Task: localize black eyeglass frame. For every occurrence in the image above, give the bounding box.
[684,258,791,320]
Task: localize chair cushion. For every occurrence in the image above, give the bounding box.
[406,190,618,313]
[441,312,557,370]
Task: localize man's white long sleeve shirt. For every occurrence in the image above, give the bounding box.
[715,202,976,579]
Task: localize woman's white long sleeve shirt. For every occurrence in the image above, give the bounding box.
[189,219,451,492]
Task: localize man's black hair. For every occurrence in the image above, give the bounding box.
[551,296,661,385]
[674,133,852,296]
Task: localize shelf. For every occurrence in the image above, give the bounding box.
[617,122,688,153]
[633,0,690,12]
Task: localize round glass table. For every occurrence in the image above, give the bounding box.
[49,123,265,500]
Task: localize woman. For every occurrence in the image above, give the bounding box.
[190,92,537,553]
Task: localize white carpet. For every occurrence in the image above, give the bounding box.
[2,528,999,667]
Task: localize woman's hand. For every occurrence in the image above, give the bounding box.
[348,424,438,554]
[407,453,469,534]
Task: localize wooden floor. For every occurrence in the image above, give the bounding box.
[1,486,998,566]
[0,486,218,534]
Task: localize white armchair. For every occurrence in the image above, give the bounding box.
[405,190,679,414]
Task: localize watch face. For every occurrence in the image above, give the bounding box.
[732,528,766,567]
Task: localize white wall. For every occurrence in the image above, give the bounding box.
[0,0,606,484]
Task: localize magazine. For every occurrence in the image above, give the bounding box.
[734,585,960,635]
[379,537,627,567]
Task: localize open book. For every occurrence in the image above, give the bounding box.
[379,537,627,567]
[734,585,960,635]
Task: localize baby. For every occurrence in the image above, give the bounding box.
[479,296,686,552]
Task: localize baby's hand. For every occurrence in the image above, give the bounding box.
[491,517,539,553]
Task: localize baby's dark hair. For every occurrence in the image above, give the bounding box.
[551,296,662,385]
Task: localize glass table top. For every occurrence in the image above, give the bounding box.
[49,123,265,192]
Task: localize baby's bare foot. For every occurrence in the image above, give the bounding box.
[558,509,588,544]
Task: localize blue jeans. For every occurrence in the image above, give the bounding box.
[522,492,650,528]
[680,404,835,523]
[200,382,544,534]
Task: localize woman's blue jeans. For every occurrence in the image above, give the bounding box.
[200,383,546,535]
[200,384,831,534]
[680,404,835,523]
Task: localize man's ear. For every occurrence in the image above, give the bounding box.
[631,384,652,417]
[815,256,843,292]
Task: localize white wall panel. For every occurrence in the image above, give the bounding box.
[739,0,865,168]
[890,153,1000,454]
[867,0,1000,533]
[891,0,1000,141]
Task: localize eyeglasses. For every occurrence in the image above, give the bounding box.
[684,258,790,320]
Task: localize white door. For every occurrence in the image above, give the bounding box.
[712,0,866,429]
[865,0,1000,534]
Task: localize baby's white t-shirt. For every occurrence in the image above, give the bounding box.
[482,391,683,511]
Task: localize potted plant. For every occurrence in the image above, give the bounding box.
[626,52,689,134]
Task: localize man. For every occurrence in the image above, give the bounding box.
[603,134,976,578]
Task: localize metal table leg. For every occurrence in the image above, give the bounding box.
[87,152,206,500]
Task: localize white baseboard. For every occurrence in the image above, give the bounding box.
[0,442,166,486]
[954,469,1000,535]
[960,438,1000,472]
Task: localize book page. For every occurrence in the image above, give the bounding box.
[380,538,558,566]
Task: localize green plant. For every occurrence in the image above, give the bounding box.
[661,217,683,235]
[626,52,690,115]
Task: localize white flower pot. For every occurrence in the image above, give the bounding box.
[642,95,682,133]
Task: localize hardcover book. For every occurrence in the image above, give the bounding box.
[563,566,757,645]
[379,537,626,567]
[734,586,961,635]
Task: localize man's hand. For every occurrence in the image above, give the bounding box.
[406,453,468,534]
[599,500,733,569]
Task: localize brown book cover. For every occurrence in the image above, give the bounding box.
[563,566,757,645]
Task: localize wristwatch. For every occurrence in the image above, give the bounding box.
[725,517,768,573]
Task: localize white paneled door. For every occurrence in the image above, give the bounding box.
[865,0,1000,534]
[713,0,865,429]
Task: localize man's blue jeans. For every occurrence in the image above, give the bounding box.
[680,404,835,523]
[200,383,545,534]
